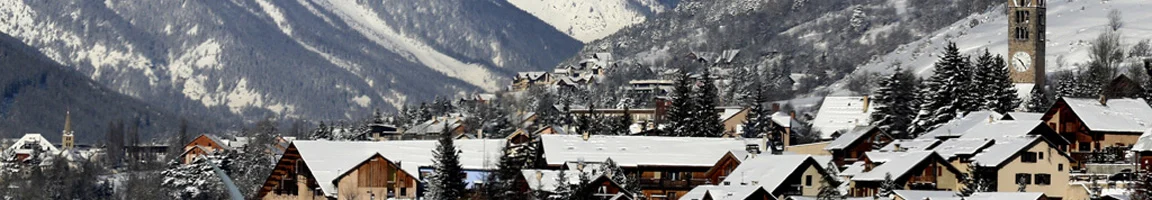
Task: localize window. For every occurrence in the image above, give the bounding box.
[1021,152,1038,163]
[806,175,813,187]
[667,171,682,180]
[1035,174,1052,185]
[400,188,407,197]
[666,192,677,199]
[1079,142,1091,152]
[1016,173,1033,185]
[1039,152,1044,160]
[1058,164,1064,172]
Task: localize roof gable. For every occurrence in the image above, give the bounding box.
[972,136,1074,168]
[825,125,889,150]
[852,151,959,181]
[1043,98,1152,133]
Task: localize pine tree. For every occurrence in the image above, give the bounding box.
[871,67,919,139]
[667,70,696,137]
[695,69,724,137]
[489,144,527,200]
[974,50,1019,113]
[551,170,572,200]
[573,166,596,200]
[427,124,466,200]
[742,87,767,138]
[613,106,634,135]
[817,160,842,200]
[910,42,971,136]
[602,158,639,196]
[960,162,993,196]
[160,157,224,199]
[879,173,898,198]
[1024,87,1052,112]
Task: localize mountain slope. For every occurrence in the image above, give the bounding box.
[506,0,678,42]
[0,0,581,122]
[0,32,194,142]
[851,0,1152,84]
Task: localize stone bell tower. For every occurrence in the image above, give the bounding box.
[62,110,75,150]
[1008,0,1047,88]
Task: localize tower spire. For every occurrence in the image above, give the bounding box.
[63,110,75,150]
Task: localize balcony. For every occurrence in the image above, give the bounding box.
[639,178,708,189]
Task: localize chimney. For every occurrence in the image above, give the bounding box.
[582,131,590,141]
[862,96,870,113]
[536,171,544,181]
[1099,94,1108,106]
[894,143,902,152]
[478,129,484,139]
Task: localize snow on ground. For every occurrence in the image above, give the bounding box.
[505,0,671,42]
[314,0,502,91]
[847,0,1152,84]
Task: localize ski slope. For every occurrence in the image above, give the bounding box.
[851,0,1152,80]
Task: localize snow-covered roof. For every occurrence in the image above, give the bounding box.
[290,139,503,196]
[1059,98,1152,133]
[540,135,749,167]
[811,96,875,139]
[719,155,815,193]
[403,117,463,134]
[930,138,993,160]
[880,139,941,152]
[770,112,799,128]
[971,136,1045,167]
[917,111,1002,139]
[967,192,1046,200]
[517,72,550,81]
[825,125,881,150]
[1003,112,1044,121]
[521,169,582,192]
[852,151,937,181]
[719,49,741,63]
[892,190,963,200]
[719,107,746,122]
[839,161,867,177]
[681,185,766,200]
[957,120,1046,139]
[1131,128,1152,152]
[5,133,60,155]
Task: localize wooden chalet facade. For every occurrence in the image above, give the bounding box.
[825,126,892,167]
[1040,97,1152,167]
[848,151,961,197]
[512,72,554,91]
[180,134,233,164]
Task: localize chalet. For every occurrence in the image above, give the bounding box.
[402,117,466,139]
[1100,74,1146,99]
[927,138,993,173]
[681,185,776,200]
[458,93,497,105]
[256,139,502,199]
[1132,128,1152,171]
[967,136,1072,199]
[626,80,675,96]
[719,107,750,137]
[1,133,61,162]
[1040,97,1152,165]
[824,126,893,167]
[512,72,554,91]
[702,150,760,185]
[954,120,1069,147]
[768,112,801,147]
[540,135,754,199]
[518,169,635,199]
[890,190,1047,200]
[811,96,874,140]
[848,151,962,197]
[688,155,829,200]
[569,107,659,125]
[180,134,235,164]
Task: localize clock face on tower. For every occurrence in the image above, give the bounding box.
[1013,51,1032,72]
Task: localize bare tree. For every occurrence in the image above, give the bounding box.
[1108,9,1123,31]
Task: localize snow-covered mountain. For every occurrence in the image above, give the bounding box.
[505,0,678,42]
[0,0,581,122]
[850,0,1152,81]
[0,32,194,142]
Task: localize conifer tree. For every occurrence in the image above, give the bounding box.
[817,160,842,200]
[871,67,919,139]
[667,70,696,137]
[879,173,898,198]
[427,124,466,200]
[1024,87,1052,112]
[960,162,993,196]
[601,158,639,195]
[695,69,724,137]
[489,144,528,200]
[551,170,572,200]
[910,42,971,136]
[742,87,768,138]
[612,106,633,135]
[973,50,1019,113]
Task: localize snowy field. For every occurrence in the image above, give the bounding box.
[841,0,1152,89]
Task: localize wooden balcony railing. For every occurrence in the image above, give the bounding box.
[638,178,708,189]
